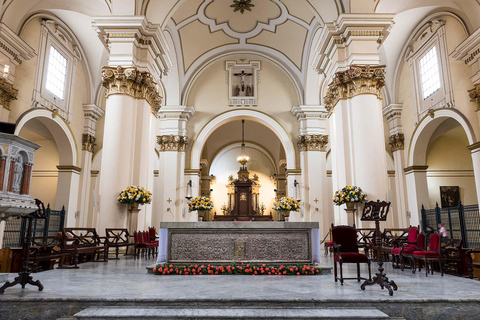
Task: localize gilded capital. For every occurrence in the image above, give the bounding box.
[0,77,18,110]
[324,65,386,112]
[102,66,163,114]
[469,84,480,111]
[157,135,187,152]
[82,133,96,153]
[298,134,328,152]
[389,133,405,152]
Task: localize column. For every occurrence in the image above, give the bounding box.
[0,156,6,191]
[156,106,194,223]
[404,166,430,226]
[291,105,329,234]
[97,66,162,233]
[325,66,389,227]
[56,165,81,226]
[78,104,104,228]
[468,142,480,206]
[20,162,32,194]
[383,104,408,227]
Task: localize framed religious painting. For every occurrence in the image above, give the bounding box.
[226,60,260,106]
[440,186,460,208]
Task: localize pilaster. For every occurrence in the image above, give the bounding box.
[404,165,430,226]
[467,142,480,207]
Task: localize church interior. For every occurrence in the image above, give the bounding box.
[1,0,480,319]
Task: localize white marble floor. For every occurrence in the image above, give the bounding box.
[0,255,479,302]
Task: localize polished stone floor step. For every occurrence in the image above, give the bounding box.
[73,306,402,319]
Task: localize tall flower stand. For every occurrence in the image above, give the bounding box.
[287,211,302,222]
[360,200,398,296]
[127,203,140,254]
[186,210,199,222]
[344,202,357,228]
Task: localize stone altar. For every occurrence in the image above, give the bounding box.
[157,222,321,264]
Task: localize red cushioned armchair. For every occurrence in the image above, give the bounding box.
[413,233,443,277]
[401,233,426,272]
[332,224,371,284]
[391,227,419,268]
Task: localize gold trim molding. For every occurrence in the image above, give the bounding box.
[0,77,18,110]
[102,66,163,114]
[298,134,328,152]
[56,165,82,173]
[467,141,480,151]
[82,133,96,153]
[469,84,480,111]
[404,165,428,173]
[323,65,386,112]
[157,135,187,152]
[389,133,405,152]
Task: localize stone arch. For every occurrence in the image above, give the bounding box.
[15,108,78,166]
[408,108,476,166]
[191,109,296,170]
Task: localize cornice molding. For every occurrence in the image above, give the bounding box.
[404,165,429,173]
[102,66,163,114]
[323,64,385,111]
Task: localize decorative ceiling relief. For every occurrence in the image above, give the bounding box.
[230,0,255,14]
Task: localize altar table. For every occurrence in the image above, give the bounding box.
[157,222,321,264]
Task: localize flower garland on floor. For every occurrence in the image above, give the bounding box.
[153,263,321,276]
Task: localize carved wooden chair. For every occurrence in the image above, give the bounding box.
[332,224,371,284]
[390,227,419,269]
[413,233,443,277]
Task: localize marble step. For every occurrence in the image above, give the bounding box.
[73,306,403,319]
[0,273,8,282]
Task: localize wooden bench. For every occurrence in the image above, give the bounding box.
[58,228,108,269]
[466,248,480,279]
[105,228,134,259]
[29,236,65,272]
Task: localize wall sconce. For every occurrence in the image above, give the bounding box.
[3,65,9,79]
[294,179,300,200]
[185,180,192,200]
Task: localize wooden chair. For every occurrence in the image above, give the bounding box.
[332,224,371,284]
[324,228,333,256]
[105,228,134,259]
[412,233,443,277]
[466,248,480,279]
[441,239,464,276]
[400,233,426,272]
[390,227,419,269]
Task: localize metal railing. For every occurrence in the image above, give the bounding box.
[2,204,65,248]
[421,201,480,249]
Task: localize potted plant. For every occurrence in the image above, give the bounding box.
[273,196,300,221]
[188,196,214,221]
[118,185,152,234]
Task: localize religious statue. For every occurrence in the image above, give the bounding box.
[12,155,24,194]
[246,85,252,96]
[233,85,240,96]
[234,70,252,92]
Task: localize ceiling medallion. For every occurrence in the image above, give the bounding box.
[231,0,254,14]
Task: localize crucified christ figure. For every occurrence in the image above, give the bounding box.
[233,70,252,92]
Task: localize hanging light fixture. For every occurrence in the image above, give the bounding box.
[237,119,249,167]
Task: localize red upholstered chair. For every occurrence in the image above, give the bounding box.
[141,231,157,258]
[324,228,333,256]
[400,233,426,272]
[391,227,418,268]
[413,233,443,277]
[332,224,371,284]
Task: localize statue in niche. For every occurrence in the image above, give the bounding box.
[13,155,24,194]
[233,85,240,96]
[246,85,252,96]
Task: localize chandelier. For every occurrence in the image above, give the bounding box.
[237,119,249,167]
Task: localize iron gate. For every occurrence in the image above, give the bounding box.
[421,201,480,249]
[2,204,65,248]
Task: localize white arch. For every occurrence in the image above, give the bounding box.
[15,108,78,166]
[408,108,476,166]
[191,109,296,170]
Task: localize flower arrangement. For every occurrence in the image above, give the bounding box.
[333,185,366,206]
[117,185,152,205]
[188,196,214,212]
[152,263,321,276]
[273,196,300,212]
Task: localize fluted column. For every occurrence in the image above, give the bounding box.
[155,106,194,223]
[325,65,389,227]
[78,104,104,228]
[97,66,162,234]
[384,104,408,228]
[291,105,329,234]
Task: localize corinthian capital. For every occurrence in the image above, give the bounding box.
[469,84,480,111]
[0,77,18,110]
[298,134,328,152]
[324,65,386,112]
[82,134,96,153]
[102,66,163,114]
[157,135,187,152]
[389,133,405,152]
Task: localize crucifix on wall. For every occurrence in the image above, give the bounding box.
[226,60,260,106]
[233,70,253,93]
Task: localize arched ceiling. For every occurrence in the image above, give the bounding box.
[162,0,322,96]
